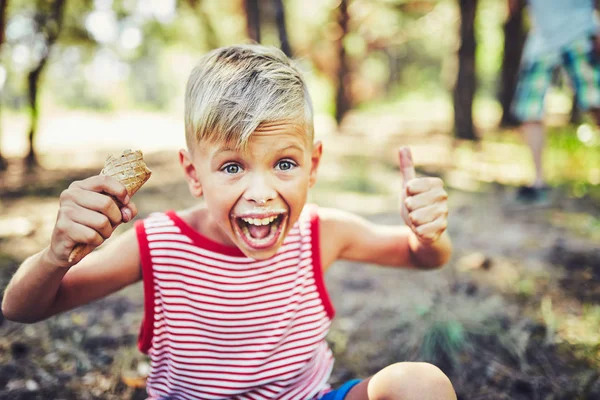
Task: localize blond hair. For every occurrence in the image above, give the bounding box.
[184,44,314,150]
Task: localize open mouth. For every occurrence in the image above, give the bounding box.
[233,212,287,251]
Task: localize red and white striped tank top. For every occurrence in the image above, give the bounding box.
[134,205,336,400]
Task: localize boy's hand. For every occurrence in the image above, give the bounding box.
[399,147,448,245]
[46,176,137,268]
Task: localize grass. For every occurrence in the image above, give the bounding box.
[392,286,509,368]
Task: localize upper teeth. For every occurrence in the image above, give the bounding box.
[242,216,277,226]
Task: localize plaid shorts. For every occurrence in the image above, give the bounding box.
[513,36,600,122]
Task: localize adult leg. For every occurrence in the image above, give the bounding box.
[511,56,553,190]
[344,362,456,400]
[521,121,546,188]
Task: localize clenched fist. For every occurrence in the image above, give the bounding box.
[399,147,448,244]
[47,175,138,267]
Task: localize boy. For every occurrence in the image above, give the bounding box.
[2,45,456,400]
[510,0,600,203]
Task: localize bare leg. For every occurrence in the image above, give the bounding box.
[345,362,456,400]
[522,121,545,188]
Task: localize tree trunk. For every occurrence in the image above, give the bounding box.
[272,0,291,57]
[185,0,219,49]
[244,0,261,43]
[335,0,350,124]
[453,0,478,141]
[499,0,526,127]
[0,0,8,170]
[570,94,581,124]
[26,0,66,169]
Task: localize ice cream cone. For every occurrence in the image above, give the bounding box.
[101,150,152,197]
[68,150,151,263]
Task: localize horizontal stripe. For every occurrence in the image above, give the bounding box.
[153,287,318,315]
[140,209,332,399]
[145,226,181,234]
[151,254,309,283]
[149,345,320,370]
[151,322,329,357]
[153,260,312,291]
[148,241,310,270]
[147,233,193,243]
[152,312,328,338]
[154,275,315,301]
[158,298,323,325]
[151,325,328,356]
[149,352,330,392]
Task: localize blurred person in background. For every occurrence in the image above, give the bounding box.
[510,0,600,204]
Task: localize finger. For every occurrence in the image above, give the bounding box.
[414,217,447,243]
[408,203,448,226]
[68,207,116,240]
[67,221,105,248]
[121,202,138,223]
[398,147,416,187]
[404,186,448,211]
[406,177,444,196]
[67,188,123,226]
[73,175,130,205]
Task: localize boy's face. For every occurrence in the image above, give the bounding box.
[180,122,322,260]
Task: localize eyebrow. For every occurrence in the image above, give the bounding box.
[276,144,304,153]
[212,146,237,158]
[212,143,305,158]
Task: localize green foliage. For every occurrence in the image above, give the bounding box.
[420,319,466,366]
[394,289,508,369]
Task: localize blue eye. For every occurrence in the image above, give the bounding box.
[222,164,241,174]
[277,160,296,171]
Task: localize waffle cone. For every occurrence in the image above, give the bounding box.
[68,150,151,263]
[101,150,152,197]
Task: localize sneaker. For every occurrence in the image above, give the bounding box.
[516,185,551,206]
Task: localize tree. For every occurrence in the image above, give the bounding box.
[334,0,350,124]
[272,0,291,57]
[453,0,478,141]
[0,0,8,170]
[244,0,260,43]
[26,0,66,169]
[184,0,219,50]
[498,0,526,127]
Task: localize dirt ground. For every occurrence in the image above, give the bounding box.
[1,123,599,399]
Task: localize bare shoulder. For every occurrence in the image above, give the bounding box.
[176,204,210,232]
[316,206,412,268]
[315,207,364,270]
[317,206,373,236]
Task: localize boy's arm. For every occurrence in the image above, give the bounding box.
[319,147,451,270]
[2,176,142,323]
[319,209,451,270]
[2,230,141,322]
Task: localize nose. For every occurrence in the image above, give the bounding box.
[243,173,277,205]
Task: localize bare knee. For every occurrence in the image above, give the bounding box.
[367,362,456,400]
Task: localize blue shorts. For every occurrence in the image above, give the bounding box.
[320,379,362,400]
[513,36,600,122]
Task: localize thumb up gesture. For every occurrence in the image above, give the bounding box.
[399,147,448,244]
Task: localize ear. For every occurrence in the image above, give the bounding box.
[179,149,203,198]
[308,140,323,188]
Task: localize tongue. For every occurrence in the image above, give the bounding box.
[248,224,271,239]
